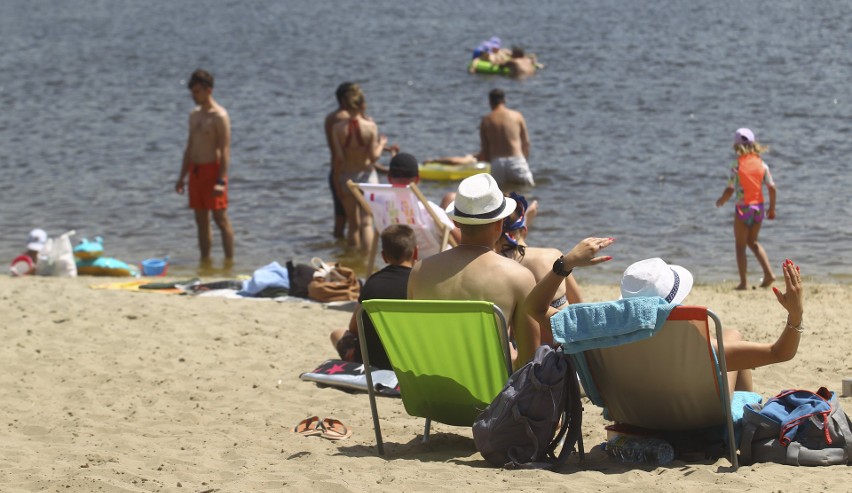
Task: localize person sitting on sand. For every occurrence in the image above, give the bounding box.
[329,224,418,370]
[9,229,47,276]
[527,255,805,394]
[496,193,582,308]
[408,173,611,368]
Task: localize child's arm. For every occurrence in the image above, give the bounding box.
[716,186,734,207]
[767,182,777,219]
[765,164,776,219]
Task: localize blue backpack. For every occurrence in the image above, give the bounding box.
[739,387,852,466]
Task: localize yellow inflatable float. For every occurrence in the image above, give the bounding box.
[418,162,491,181]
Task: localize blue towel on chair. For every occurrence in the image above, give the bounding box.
[551,296,676,354]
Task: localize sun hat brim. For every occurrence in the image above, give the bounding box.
[669,264,693,305]
[445,196,517,225]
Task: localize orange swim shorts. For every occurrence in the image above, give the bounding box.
[188,162,228,210]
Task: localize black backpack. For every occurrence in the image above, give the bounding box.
[472,345,584,469]
[286,260,318,298]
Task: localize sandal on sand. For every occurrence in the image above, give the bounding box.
[292,416,322,436]
[320,418,353,440]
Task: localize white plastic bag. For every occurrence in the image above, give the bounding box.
[37,230,77,277]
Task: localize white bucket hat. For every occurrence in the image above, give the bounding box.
[445,174,516,225]
[620,257,694,305]
[27,229,47,252]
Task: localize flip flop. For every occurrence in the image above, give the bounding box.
[292,416,322,436]
[320,418,353,440]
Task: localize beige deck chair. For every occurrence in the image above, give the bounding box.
[561,305,739,469]
[346,180,457,275]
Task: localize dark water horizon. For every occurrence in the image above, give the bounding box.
[1,0,850,285]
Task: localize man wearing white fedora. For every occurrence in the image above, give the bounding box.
[408,173,614,369]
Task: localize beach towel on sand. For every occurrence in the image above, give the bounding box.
[300,359,400,397]
[239,261,290,296]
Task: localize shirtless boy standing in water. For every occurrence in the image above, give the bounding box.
[175,69,234,263]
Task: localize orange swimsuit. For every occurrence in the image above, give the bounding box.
[189,162,228,210]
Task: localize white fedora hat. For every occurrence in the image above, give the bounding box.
[620,257,693,305]
[445,174,516,225]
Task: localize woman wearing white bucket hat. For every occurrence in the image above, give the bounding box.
[528,255,806,393]
[409,174,616,369]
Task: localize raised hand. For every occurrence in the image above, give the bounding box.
[773,259,803,320]
[563,237,615,269]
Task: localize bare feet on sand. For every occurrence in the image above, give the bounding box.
[760,276,776,288]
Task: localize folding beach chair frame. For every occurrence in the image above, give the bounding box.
[356,300,512,455]
[568,306,738,470]
[346,180,458,276]
[707,308,738,470]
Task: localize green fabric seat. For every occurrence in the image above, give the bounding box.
[358,299,512,454]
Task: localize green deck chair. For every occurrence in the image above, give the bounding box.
[357,299,512,455]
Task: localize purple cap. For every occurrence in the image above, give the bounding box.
[734,128,755,145]
[489,37,502,48]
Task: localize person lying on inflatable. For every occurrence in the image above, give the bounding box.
[9,229,46,276]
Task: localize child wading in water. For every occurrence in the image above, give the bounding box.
[715,128,777,290]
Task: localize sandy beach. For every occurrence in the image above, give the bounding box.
[1,275,849,492]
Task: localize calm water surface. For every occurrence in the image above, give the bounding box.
[1,0,850,284]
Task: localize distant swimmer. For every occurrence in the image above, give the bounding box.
[479,88,535,187]
[469,37,509,73]
[715,128,777,290]
[422,152,481,166]
[331,83,388,250]
[502,46,537,78]
[175,69,234,263]
[324,82,356,239]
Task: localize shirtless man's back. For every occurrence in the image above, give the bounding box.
[407,175,537,369]
[479,89,535,187]
[324,82,355,239]
[175,69,234,263]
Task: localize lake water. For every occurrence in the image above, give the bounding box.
[2,0,850,284]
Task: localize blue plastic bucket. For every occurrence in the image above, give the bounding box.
[141,257,168,276]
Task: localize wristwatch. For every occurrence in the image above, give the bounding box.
[552,256,573,277]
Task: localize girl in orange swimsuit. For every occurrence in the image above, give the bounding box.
[715,128,777,290]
